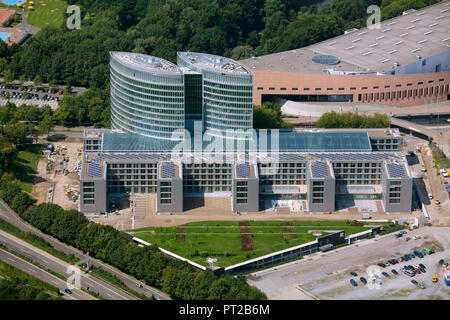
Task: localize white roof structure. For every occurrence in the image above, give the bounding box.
[241,1,450,74]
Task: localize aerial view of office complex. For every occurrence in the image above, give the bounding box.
[0,0,448,310]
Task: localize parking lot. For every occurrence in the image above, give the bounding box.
[247,226,450,300]
[0,85,61,102]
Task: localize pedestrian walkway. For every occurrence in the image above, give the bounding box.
[133,194,148,229]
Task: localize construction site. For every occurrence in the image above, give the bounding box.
[32,137,83,211]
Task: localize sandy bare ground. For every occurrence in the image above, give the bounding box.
[32,138,82,211]
[90,208,133,231]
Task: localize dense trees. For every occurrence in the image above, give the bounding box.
[317,111,391,129]
[253,102,293,129]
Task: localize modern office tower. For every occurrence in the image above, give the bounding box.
[177,52,254,139]
[110,52,185,140]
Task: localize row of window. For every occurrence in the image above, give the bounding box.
[359,84,449,102]
[256,79,446,92]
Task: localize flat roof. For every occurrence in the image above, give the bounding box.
[0,27,27,45]
[102,131,372,152]
[241,1,450,74]
[82,151,405,180]
[111,52,181,74]
[178,52,251,74]
[0,9,15,26]
[310,161,331,179]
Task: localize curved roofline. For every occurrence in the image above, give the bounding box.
[178,52,252,75]
[110,52,182,75]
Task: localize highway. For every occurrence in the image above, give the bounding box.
[0,230,135,300]
[0,248,95,300]
[0,200,171,300]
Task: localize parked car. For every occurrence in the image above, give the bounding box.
[64,288,72,294]
[419,263,426,269]
[428,193,433,199]
[401,268,415,277]
[377,263,386,268]
[360,277,367,284]
[382,272,389,277]
[350,279,358,287]
[405,237,411,241]
[391,269,398,275]
[350,272,358,277]
[413,250,424,258]
[395,233,403,238]
[408,254,415,259]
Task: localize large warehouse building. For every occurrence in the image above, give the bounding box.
[80,50,413,215]
[241,1,450,107]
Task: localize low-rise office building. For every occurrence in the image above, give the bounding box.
[80,128,412,215]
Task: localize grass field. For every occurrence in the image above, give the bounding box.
[27,0,67,29]
[131,220,392,267]
[11,144,44,193]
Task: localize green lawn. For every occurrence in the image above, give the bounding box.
[11,144,44,193]
[131,220,386,267]
[27,0,67,29]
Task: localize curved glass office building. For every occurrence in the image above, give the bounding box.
[177,52,253,139]
[110,52,185,140]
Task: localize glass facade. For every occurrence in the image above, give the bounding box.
[184,73,203,120]
[110,52,185,140]
[177,52,253,139]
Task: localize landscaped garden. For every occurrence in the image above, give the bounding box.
[130,220,396,267]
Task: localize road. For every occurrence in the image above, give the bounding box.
[246,226,450,300]
[0,200,171,300]
[0,248,94,300]
[0,230,136,300]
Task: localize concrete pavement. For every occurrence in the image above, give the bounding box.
[0,248,95,300]
[247,226,450,299]
[0,229,136,300]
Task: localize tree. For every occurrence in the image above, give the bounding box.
[38,114,53,137]
[3,122,32,148]
[11,192,34,215]
[19,75,26,83]
[3,69,13,82]
[0,180,21,205]
[317,111,390,128]
[32,75,42,86]
[231,45,255,60]
[253,102,293,129]
[0,58,8,73]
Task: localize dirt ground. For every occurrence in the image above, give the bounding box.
[90,208,133,230]
[32,138,82,211]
